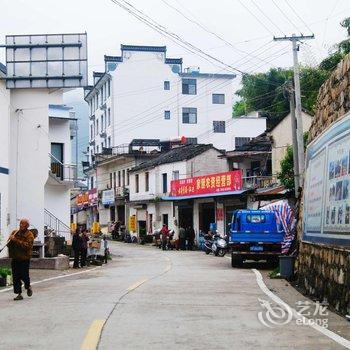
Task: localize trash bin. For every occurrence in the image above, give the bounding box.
[279,255,295,280]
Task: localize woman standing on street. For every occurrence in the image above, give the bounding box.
[72,231,82,268]
[80,230,89,267]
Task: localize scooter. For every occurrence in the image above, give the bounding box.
[204,232,228,257]
[212,234,228,257]
[204,233,214,255]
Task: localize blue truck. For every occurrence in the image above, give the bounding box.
[228,209,284,267]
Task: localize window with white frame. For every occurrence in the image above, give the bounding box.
[182,108,197,124]
[182,78,197,95]
[96,119,99,135]
[101,115,104,132]
[107,80,111,97]
[107,137,111,148]
[213,121,226,133]
[90,125,93,139]
[107,108,111,126]
[164,110,171,120]
[172,170,179,180]
[212,93,225,104]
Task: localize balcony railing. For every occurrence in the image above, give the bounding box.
[243,175,278,189]
[49,153,76,182]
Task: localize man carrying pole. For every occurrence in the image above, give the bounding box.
[7,219,34,301]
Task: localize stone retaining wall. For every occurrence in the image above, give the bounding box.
[297,53,350,316]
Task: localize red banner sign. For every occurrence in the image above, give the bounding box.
[170,171,242,197]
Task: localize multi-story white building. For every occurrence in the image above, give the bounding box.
[0,62,77,256]
[84,45,266,161]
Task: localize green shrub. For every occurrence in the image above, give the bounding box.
[0,267,11,278]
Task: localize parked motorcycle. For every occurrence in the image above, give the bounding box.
[212,235,228,257]
[204,232,228,257]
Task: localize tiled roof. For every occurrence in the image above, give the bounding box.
[130,144,217,172]
[121,45,166,53]
[104,55,123,62]
[0,62,6,74]
[165,58,183,64]
[234,133,272,152]
[179,72,236,79]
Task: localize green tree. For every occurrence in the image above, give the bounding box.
[277,133,309,190]
[233,100,246,117]
[277,146,295,189]
[234,17,350,126]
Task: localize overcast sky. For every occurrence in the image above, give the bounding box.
[1,0,349,102]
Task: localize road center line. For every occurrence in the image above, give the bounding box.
[127,278,149,291]
[0,266,101,294]
[252,268,350,349]
[81,319,105,350]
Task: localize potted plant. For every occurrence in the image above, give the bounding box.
[0,267,11,287]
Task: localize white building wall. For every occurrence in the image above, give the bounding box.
[186,148,228,177]
[9,89,63,245]
[270,111,312,175]
[44,184,70,227]
[86,47,268,155]
[0,79,11,255]
[49,118,72,165]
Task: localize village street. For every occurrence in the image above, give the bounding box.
[0,242,348,350]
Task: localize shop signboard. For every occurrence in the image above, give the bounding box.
[76,188,98,207]
[129,215,137,232]
[170,170,242,197]
[102,189,115,205]
[303,111,350,246]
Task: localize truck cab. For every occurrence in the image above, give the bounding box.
[229,209,284,267]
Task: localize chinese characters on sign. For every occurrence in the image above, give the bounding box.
[76,188,98,207]
[303,111,350,246]
[170,171,242,197]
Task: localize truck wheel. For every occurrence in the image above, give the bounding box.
[231,254,243,267]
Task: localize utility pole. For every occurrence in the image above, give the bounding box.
[284,83,299,197]
[274,34,314,188]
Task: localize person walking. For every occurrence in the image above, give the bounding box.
[187,226,195,251]
[80,230,89,267]
[160,224,169,251]
[179,226,186,250]
[102,235,109,264]
[72,231,82,268]
[7,218,34,301]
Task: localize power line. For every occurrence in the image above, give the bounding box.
[283,0,314,35]
[110,0,245,74]
[271,0,301,33]
[250,0,285,35]
[160,0,280,67]
[237,0,275,35]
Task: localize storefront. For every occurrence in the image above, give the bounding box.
[163,171,248,238]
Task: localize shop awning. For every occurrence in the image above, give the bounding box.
[162,189,251,201]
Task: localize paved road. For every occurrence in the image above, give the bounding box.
[0,242,347,349]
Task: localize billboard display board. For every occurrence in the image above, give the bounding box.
[303,111,350,247]
[4,33,87,89]
[170,170,242,197]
